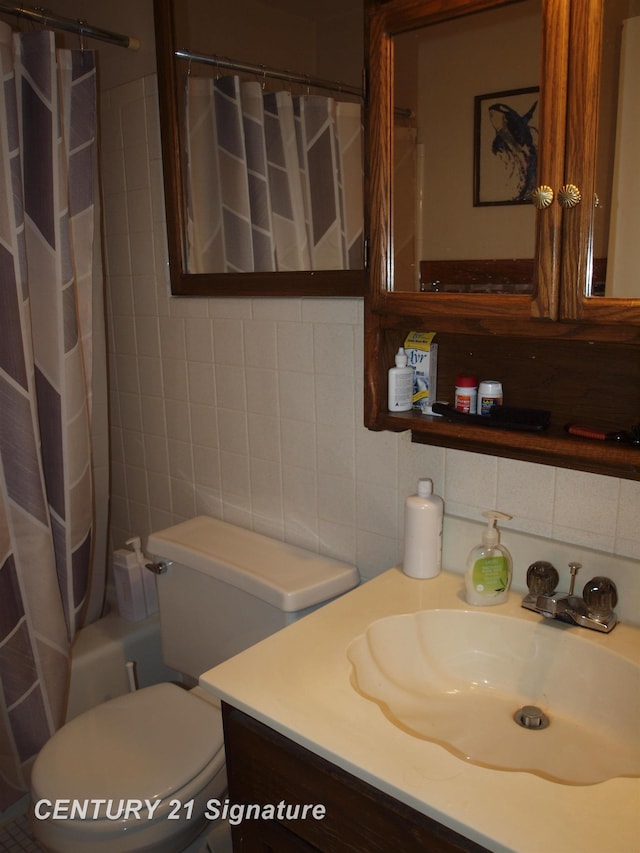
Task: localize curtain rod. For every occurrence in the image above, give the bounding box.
[0,1,140,49]
[175,48,363,99]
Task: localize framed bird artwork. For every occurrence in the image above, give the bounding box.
[473,86,539,206]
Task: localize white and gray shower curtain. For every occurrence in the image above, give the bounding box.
[185,74,363,273]
[0,24,105,808]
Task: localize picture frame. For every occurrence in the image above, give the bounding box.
[473,86,540,206]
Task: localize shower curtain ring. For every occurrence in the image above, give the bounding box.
[77,20,86,52]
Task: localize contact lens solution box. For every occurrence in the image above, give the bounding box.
[404,331,438,413]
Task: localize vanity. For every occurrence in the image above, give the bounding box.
[200,569,640,852]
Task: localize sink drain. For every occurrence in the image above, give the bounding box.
[514,705,550,730]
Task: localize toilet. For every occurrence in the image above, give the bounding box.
[30,516,359,853]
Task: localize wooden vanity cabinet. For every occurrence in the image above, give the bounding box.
[364,0,640,480]
[222,703,489,853]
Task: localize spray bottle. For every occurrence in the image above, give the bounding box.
[126,536,158,616]
[112,540,146,622]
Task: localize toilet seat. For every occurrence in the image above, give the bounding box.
[31,683,226,853]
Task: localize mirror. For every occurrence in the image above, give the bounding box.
[591,0,640,298]
[392,0,541,294]
[391,0,640,300]
[154,0,366,296]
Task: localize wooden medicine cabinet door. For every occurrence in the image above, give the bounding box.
[558,0,640,325]
[366,0,563,325]
[366,0,640,330]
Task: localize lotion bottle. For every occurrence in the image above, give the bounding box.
[388,347,413,412]
[465,511,513,605]
[402,478,444,579]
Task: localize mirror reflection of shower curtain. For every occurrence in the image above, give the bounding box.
[185,75,363,273]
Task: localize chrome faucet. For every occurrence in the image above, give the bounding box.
[522,561,618,633]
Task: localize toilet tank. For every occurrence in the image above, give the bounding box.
[146,516,360,679]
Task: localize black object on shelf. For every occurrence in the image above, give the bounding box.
[431,402,551,432]
[565,422,640,446]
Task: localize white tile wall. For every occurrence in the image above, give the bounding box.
[101,74,640,587]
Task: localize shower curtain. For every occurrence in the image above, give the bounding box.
[185,74,363,273]
[0,24,106,809]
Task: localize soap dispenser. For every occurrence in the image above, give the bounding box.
[465,511,513,605]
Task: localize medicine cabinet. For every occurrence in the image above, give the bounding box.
[364,0,640,480]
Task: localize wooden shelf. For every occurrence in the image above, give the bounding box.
[364,326,640,480]
[373,411,640,480]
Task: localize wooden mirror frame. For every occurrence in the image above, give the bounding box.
[153,0,367,297]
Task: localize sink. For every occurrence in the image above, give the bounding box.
[347,609,640,785]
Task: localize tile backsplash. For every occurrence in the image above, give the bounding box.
[101,74,640,588]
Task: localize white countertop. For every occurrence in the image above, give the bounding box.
[199,568,640,853]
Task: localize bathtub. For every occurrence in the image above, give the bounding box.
[66,608,179,720]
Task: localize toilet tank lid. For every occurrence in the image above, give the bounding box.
[147,517,359,611]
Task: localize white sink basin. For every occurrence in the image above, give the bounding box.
[347,609,640,785]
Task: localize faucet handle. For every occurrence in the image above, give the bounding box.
[526,561,559,596]
[583,576,618,618]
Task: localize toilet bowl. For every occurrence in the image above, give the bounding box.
[30,684,227,853]
[30,516,360,852]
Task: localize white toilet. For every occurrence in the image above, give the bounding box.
[30,516,359,853]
